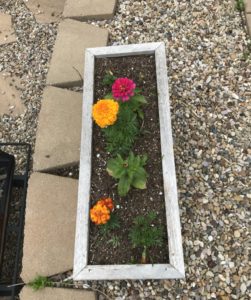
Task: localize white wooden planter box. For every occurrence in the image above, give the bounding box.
[73,42,185,280]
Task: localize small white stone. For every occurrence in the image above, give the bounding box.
[240,283,247,294]
[206,271,214,278]
[218,274,226,281]
[234,230,240,238]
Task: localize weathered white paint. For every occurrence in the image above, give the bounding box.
[74,264,184,281]
[73,42,185,280]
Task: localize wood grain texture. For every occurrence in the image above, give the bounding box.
[88,42,161,57]
[73,42,185,280]
[73,50,94,278]
[74,264,184,280]
[155,43,185,276]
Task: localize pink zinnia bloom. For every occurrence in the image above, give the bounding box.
[112,77,136,102]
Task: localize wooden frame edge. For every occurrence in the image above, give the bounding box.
[73,42,185,280]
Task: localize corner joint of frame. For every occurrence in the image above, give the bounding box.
[170,264,185,278]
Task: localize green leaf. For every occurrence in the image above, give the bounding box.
[104,92,114,99]
[129,212,164,259]
[28,276,52,291]
[118,174,131,196]
[99,214,120,236]
[132,168,147,189]
[127,152,135,166]
[138,109,144,120]
[132,176,146,189]
[102,72,117,86]
[140,154,148,166]
[106,156,124,178]
[131,95,147,104]
[103,107,139,156]
[134,88,142,94]
[107,152,148,196]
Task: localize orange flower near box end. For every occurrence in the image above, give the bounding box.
[90,198,114,225]
[92,99,119,128]
[99,197,114,211]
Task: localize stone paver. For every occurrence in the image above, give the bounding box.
[20,287,96,300]
[245,0,251,13]
[24,0,66,23]
[33,86,82,171]
[0,13,16,46]
[246,13,251,36]
[0,74,25,116]
[46,20,108,87]
[63,0,117,21]
[21,172,78,283]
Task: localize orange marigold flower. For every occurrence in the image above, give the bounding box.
[99,198,114,211]
[90,198,114,225]
[92,99,119,128]
[90,203,110,225]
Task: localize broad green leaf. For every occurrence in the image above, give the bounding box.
[128,152,135,165]
[107,158,124,178]
[131,95,147,104]
[118,174,131,196]
[132,175,147,189]
[132,167,147,189]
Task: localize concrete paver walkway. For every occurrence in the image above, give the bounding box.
[21,173,78,282]
[0,13,16,45]
[245,0,251,36]
[20,287,96,300]
[63,0,117,21]
[46,20,108,87]
[33,86,82,171]
[24,0,66,23]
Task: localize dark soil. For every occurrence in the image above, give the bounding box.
[88,55,169,265]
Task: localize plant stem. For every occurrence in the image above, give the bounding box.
[141,246,147,264]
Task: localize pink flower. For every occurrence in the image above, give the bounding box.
[112,78,136,102]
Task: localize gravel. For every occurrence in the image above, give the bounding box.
[0,0,57,165]
[0,0,250,299]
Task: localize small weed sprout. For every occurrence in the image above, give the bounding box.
[235,0,245,11]
[102,71,117,86]
[99,214,120,236]
[107,235,121,248]
[28,276,52,291]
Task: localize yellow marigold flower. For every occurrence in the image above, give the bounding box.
[92,99,119,128]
